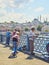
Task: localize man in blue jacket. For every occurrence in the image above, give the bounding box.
[5,29,11,47]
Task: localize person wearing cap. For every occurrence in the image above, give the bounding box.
[8,29,20,58]
[28,26,36,55]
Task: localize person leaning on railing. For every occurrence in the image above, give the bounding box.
[28,26,38,55]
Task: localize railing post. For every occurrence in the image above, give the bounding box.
[0,34,3,43]
[27,34,30,51]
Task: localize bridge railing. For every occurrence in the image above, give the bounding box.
[0,32,49,60]
[0,33,29,51]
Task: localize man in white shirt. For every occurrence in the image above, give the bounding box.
[28,26,36,55]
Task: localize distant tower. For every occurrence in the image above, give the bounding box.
[43,17,45,22]
[40,15,42,22]
[37,16,39,20]
[25,20,27,23]
[46,18,48,22]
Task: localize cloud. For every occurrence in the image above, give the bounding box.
[34,7,44,12]
[0,0,6,9]
[0,12,24,22]
[0,12,26,23]
[0,11,34,23]
[9,0,33,8]
[0,0,34,9]
[0,0,34,23]
[29,0,34,3]
[0,9,7,16]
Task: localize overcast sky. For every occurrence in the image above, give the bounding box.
[0,0,49,23]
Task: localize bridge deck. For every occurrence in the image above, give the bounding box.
[0,44,49,65]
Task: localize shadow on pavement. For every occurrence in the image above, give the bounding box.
[26,55,34,60]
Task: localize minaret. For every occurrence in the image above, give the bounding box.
[46,18,48,22]
[40,15,42,22]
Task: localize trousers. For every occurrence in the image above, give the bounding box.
[13,41,17,54]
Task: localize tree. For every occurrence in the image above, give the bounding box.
[37,25,42,31]
[10,21,14,23]
[45,30,48,32]
[25,27,29,31]
[4,21,7,23]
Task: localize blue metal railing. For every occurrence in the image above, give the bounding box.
[0,34,29,51]
[0,32,49,61]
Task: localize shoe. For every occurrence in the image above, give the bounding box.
[12,52,17,56]
[8,54,16,58]
[8,55,15,58]
[31,53,35,55]
[11,51,16,56]
[4,44,10,47]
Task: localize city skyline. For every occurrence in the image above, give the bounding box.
[0,0,49,23]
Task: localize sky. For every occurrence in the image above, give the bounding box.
[0,0,49,23]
